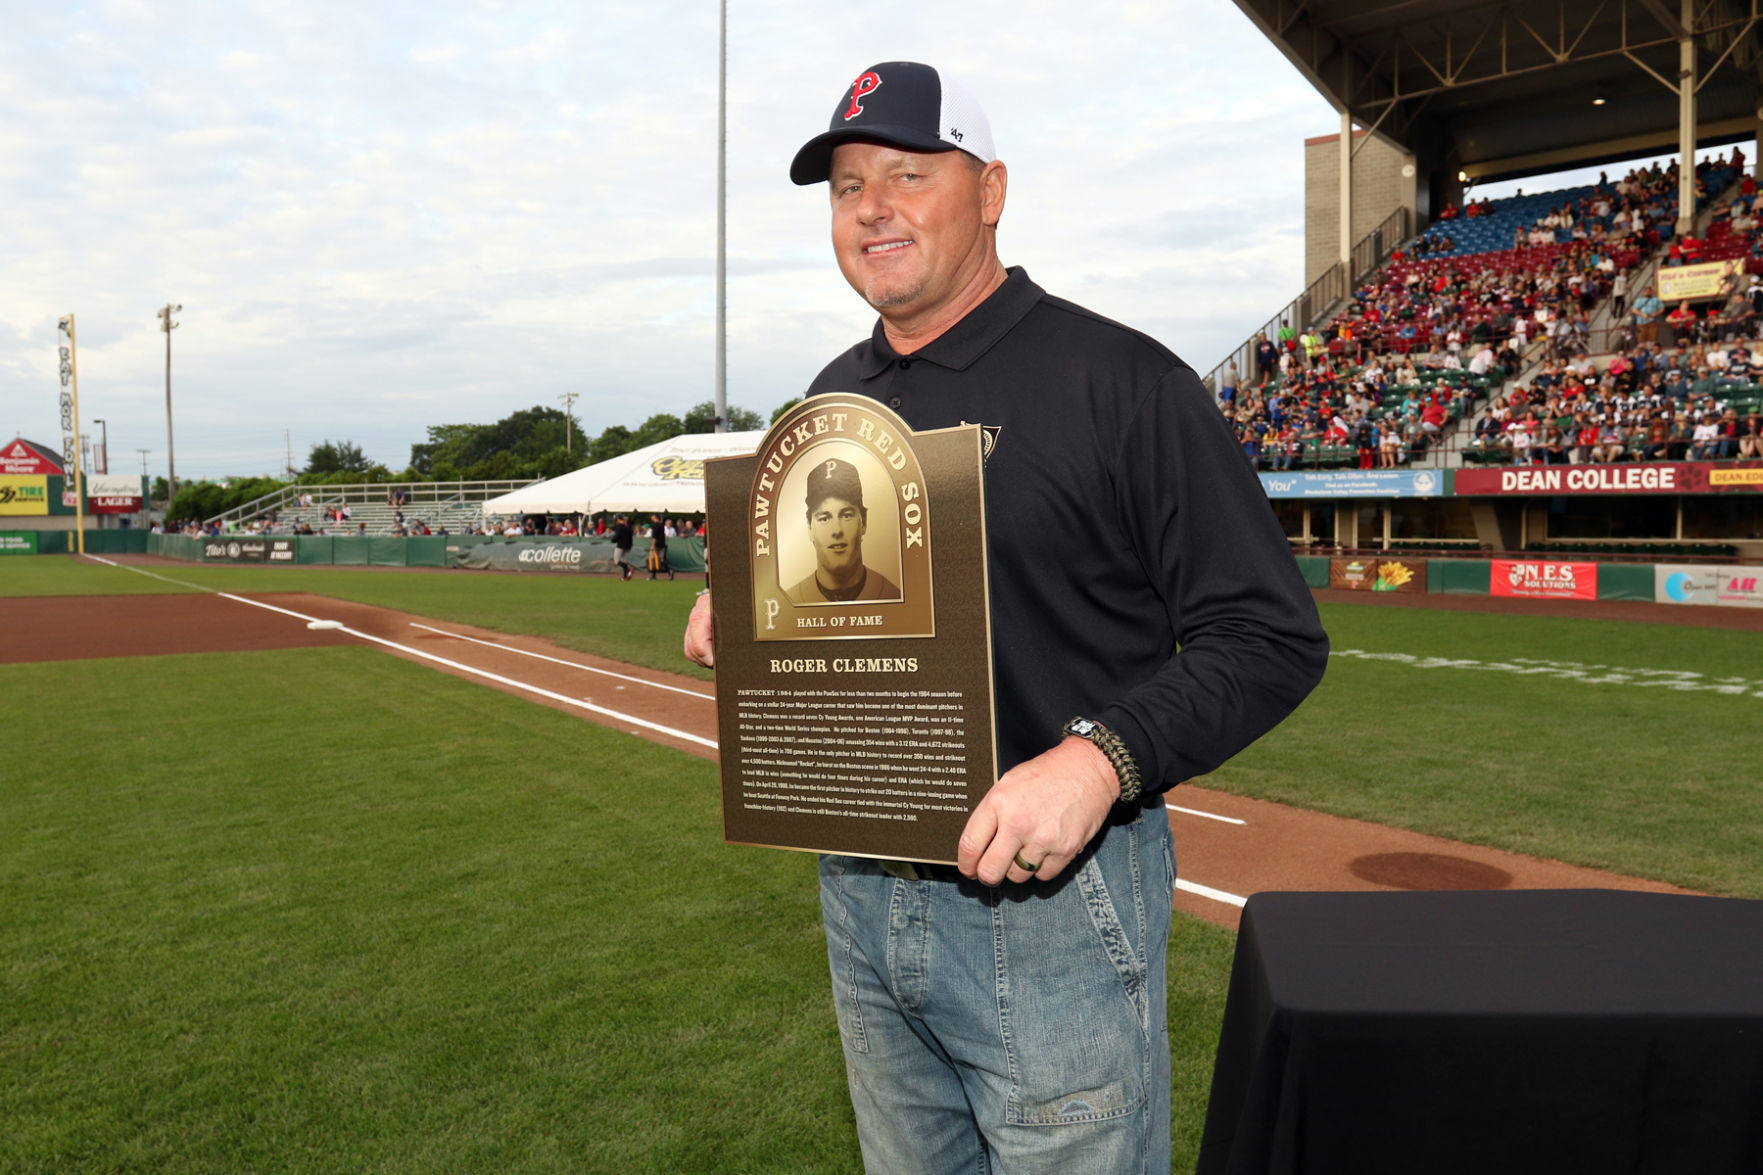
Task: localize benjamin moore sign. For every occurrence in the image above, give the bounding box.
[1259,470,1445,498]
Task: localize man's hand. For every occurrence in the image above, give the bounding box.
[683,592,715,667]
[958,736,1121,886]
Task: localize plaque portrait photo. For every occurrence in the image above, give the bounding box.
[779,444,904,606]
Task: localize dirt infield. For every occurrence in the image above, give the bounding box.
[0,593,359,662]
[7,583,1704,929]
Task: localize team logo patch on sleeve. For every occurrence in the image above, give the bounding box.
[843,71,882,121]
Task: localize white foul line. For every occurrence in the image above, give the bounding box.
[212,591,720,750]
[1176,879,1248,908]
[1169,804,1245,826]
[85,555,1255,911]
[406,622,716,701]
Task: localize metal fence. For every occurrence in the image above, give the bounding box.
[1204,207,1412,397]
[203,479,536,529]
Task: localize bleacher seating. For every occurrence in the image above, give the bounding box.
[1222,155,1755,471]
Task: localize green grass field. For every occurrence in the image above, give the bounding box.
[3,554,1760,1171]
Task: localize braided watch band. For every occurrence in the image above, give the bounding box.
[1062,717,1144,804]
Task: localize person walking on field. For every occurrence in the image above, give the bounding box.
[612,515,635,581]
[683,61,1325,1174]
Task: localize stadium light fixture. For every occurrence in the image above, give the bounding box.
[158,303,181,503]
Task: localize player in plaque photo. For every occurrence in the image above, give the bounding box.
[784,454,902,604]
[686,60,1327,1174]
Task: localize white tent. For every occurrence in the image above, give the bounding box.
[479,430,766,516]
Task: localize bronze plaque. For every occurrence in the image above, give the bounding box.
[704,394,996,864]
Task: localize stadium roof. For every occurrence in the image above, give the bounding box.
[1234,0,1763,183]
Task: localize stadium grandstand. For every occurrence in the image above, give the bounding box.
[195,479,532,538]
[1196,0,1763,559]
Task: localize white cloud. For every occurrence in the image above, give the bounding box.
[490,26,571,63]
[0,0,1346,479]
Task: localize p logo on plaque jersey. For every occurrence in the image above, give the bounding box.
[746,395,935,642]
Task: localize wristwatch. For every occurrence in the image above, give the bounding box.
[1062,717,1144,804]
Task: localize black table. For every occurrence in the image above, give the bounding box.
[1196,890,1763,1175]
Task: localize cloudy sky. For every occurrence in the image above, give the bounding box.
[3,1,1348,481]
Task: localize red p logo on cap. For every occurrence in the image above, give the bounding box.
[843,71,881,121]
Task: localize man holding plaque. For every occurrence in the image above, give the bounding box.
[685,61,1327,1173]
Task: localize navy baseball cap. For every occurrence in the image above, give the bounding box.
[790,61,995,186]
[805,457,865,513]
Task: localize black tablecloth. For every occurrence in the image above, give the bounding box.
[1196,890,1763,1175]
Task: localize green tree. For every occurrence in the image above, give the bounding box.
[587,425,634,465]
[409,406,580,481]
[629,413,685,450]
[770,397,803,424]
[683,400,765,433]
[166,481,225,522]
[304,439,373,476]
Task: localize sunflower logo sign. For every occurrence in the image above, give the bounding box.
[1373,561,1415,591]
[1329,557,1427,593]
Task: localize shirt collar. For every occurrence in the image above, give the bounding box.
[851,267,1045,379]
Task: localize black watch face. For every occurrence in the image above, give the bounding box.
[1071,719,1096,737]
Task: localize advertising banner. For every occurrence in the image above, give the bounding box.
[1454,461,1763,496]
[0,531,38,555]
[0,439,62,475]
[1490,559,1598,600]
[1717,569,1763,607]
[1657,259,1743,301]
[1656,564,1763,608]
[449,539,614,574]
[1328,556,1427,592]
[1656,564,1721,606]
[85,474,144,514]
[0,475,50,515]
[1260,470,1445,498]
[201,538,296,563]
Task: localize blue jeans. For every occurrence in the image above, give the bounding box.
[819,803,1176,1174]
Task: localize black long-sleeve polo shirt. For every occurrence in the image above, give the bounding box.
[807,267,1328,792]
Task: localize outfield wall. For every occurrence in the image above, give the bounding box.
[59,536,1750,607]
[4,529,150,555]
[1295,554,1759,608]
[142,533,708,573]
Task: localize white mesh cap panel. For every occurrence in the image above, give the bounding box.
[935,72,995,163]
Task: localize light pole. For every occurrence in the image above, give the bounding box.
[137,448,152,524]
[558,390,579,454]
[92,418,108,475]
[714,0,728,433]
[158,303,181,502]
